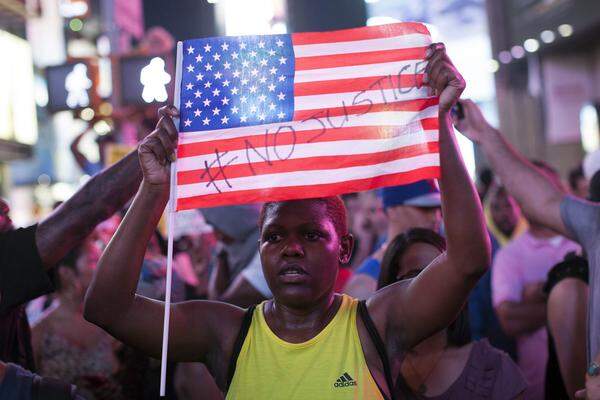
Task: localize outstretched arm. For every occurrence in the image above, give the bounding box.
[37,146,142,270]
[69,131,91,171]
[454,99,569,238]
[368,43,491,350]
[84,106,243,364]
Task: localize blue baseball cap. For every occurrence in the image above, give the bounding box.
[379,180,441,209]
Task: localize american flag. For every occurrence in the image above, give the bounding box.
[175,22,439,211]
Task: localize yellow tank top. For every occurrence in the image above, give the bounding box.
[226,294,385,400]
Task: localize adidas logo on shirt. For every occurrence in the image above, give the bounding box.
[333,372,357,388]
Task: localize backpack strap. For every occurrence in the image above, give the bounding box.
[357,300,396,400]
[226,304,256,390]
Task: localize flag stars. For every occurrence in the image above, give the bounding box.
[184,118,192,127]
[279,56,287,65]
[221,42,229,51]
[184,100,193,108]
[241,60,250,68]
[278,75,286,82]
[250,68,259,76]
[268,102,276,111]
[259,76,267,84]
[277,92,285,101]
[258,41,265,49]
[231,87,239,95]
[231,52,239,60]
[276,39,284,47]
[249,85,258,93]
[258,94,267,102]
[187,64,194,72]
[223,61,231,69]
[221,115,229,125]
[231,106,239,114]
[196,72,204,81]
[221,97,230,105]
[250,105,257,113]
[232,70,241,78]
[203,117,210,125]
[203,98,211,107]
[212,107,221,116]
[222,80,230,87]
[186,83,194,90]
[194,90,202,98]
[268,83,276,92]
[195,54,203,63]
[194,109,202,117]
[214,71,223,80]
[268,49,276,57]
[241,78,249,86]
[277,111,285,119]
[240,115,248,123]
[269,66,277,75]
[187,46,194,54]
[240,96,248,103]
[212,88,221,97]
[204,81,212,88]
[259,58,268,67]
[205,63,213,71]
[213,53,221,61]
[258,113,266,121]
[249,50,257,58]
[239,42,247,50]
[204,44,212,52]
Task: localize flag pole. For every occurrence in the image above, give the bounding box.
[160,40,183,397]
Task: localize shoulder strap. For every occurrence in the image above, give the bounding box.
[357,300,396,400]
[226,304,256,390]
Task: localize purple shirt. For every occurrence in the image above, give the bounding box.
[396,339,527,399]
[492,230,579,400]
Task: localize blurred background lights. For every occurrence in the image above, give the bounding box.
[511,45,525,59]
[523,38,540,52]
[558,24,574,37]
[69,18,83,32]
[540,30,556,43]
[80,107,94,121]
[498,50,512,64]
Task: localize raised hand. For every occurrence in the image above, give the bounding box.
[423,43,465,114]
[453,99,495,144]
[138,105,179,186]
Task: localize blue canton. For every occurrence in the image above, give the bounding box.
[179,34,295,132]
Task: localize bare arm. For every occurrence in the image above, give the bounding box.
[455,100,570,238]
[36,148,142,269]
[70,131,91,171]
[548,278,588,399]
[368,44,491,350]
[84,107,243,364]
[495,301,546,337]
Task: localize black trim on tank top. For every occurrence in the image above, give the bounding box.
[225,301,396,400]
[358,300,396,400]
[226,304,256,391]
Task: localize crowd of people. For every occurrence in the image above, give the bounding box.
[1,42,600,399]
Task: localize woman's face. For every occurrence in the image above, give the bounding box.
[396,242,442,280]
[259,200,352,307]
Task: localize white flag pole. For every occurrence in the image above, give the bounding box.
[160,41,183,397]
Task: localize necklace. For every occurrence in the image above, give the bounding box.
[404,347,447,395]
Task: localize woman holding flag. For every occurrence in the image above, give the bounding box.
[84,43,491,399]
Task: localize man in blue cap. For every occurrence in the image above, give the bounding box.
[344,180,442,299]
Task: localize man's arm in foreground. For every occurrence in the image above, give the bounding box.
[455,99,570,238]
[37,147,142,269]
[368,43,491,350]
[84,107,243,366]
